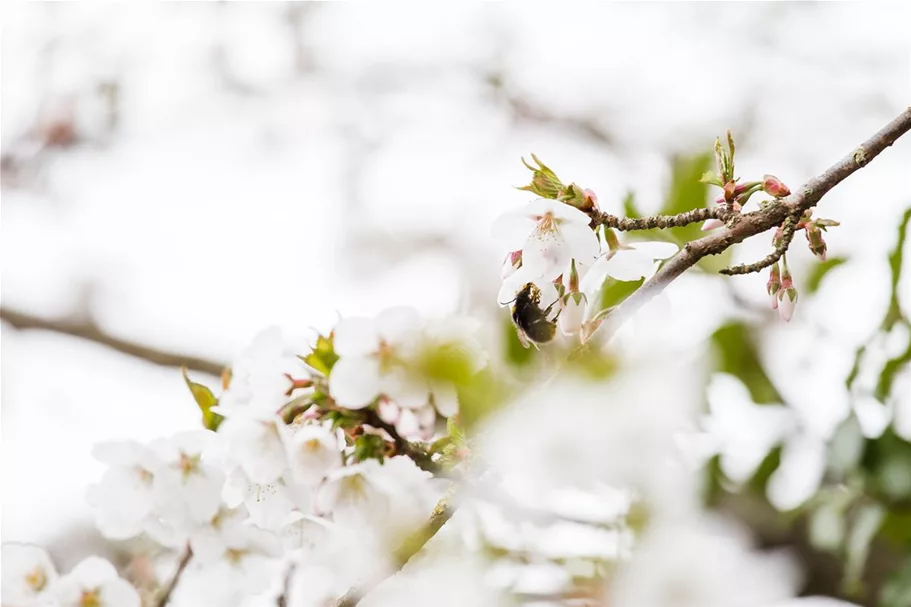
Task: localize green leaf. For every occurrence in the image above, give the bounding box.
[182,368,223,431]
[600,277,644,310]
[353,433,387,463]
[622,191,641,218]
[843,502,885,596]
[503,316,536,367]
[881,555,911,607]
[302,334,339,376]
[883,206,911,330]
[711,322,782,404]
[805,256,848,293]
[457,369,510,431]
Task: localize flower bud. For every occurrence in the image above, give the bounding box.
[558,292,586,336]
[558,183,591,211]
[501,250,522,280]
[778,287,798,322]
[517,154,564,199]
[763,174,791,198]
[767,262,782,304]
[377,399,401,425]
[723,180,737,201]
[806,225,827,261]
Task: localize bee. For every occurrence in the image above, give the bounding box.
[511,282,557,348]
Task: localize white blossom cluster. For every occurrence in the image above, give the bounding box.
[493,197,677,340]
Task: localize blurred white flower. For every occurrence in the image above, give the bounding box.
[1,543,58,607]
[220,327,301,416]
[285,423,343,485]
[328,307,426,409]
[492,198,600,282]
[216,415,289,485]
[86,440,162,540]
[52,557,140,607]
[151,431,225,529]
[316,463,390,528]
[222,469,306,532]
[580,241,678,292]
[608,514,799,607]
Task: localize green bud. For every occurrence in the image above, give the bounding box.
[517,153,564,199]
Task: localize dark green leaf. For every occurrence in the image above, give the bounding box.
[182,368,223,431]
[883,207,911,330]
[711,322,782,404]
[880,555,911,607]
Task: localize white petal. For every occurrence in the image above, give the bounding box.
[395,409,420,437]
[497,266,537,306]
[1,543,57,605]
[375,306,422,346]
[491,207,537,252]
[629,240,679,260]
[559,220,600,264]
[67,556,118,586]
[383,368,429,409]
[601,249,655,281]
[767,435,826,511]
[431,382,459,418]
[522,227,571,282]
[332,317,378,357]
[853,396,891,439]
[579,254,611,296]
[377,400,401,424]
[99,578,141,607]
[329,356,382,409]
[547,199,592,224]
[558,297,585,336]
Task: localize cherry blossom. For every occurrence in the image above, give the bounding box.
[86,440,162,540]
[1,543,58,607]
[580,241,679,290]
[492,198,600,282]
[52,557,140,607]
[219,327,302,416]
[284,422,343,485]
[328,306,426,409]
[215,414,289,485]
[150,431,225,529]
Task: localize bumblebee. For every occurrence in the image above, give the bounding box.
[511,282,557,348]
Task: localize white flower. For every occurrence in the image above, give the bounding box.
[608,514,799,607]
[150,431,225,529]
[220,327,301,416]
[216,414,289,485]
[52,557,140,607]
[497,264,560,308]
[328,307,426,409]
[222,469,307,532]
[699,373,838,511]
[285,423,343,485]
[86,441,162,540]
[316,463,390,528]
[558,293,586,336]
[1,543,58,607]
[698,374,795,483]
[580,241,678,292]
[492,198,600,281]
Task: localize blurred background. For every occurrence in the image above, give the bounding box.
[2,0,910,585]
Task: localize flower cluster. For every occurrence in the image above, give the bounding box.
[493,158,677,345]
[2,545,139,607]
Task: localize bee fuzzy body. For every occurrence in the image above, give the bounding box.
[511,283,557,348]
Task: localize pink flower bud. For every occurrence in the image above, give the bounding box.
[395,408,419,437]
[723,180,737,201]
[701,218,725,231]
[763,175,790,198]
[583,188,599,210]
[501,250,522,280]
[377,399,401,425]
[778,287,797,322]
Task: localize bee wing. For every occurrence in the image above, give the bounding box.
[515,328,532,349]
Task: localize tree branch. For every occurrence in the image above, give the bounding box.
[0,306,226,376]
[586,106,911,345]
[155,545,192,607]
[361,409,442,475]
[592,205,727,231]
[334,495,454,607]
[719,209,801,275]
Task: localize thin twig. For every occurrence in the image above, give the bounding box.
[335,495,455,607]
[585,106,911,347]
[362,409,441,475]
[155,546,192,607]
[592,205,727,231]
[0,306,226,376]
[719,209,801,275]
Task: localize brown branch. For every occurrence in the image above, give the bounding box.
[585,106,911,346]
[362,409,441,475]
[335,495,454,607]
[592,205,727,231]
[719,209,801,275]
[155,546,192,607]
[0,306,226,376]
